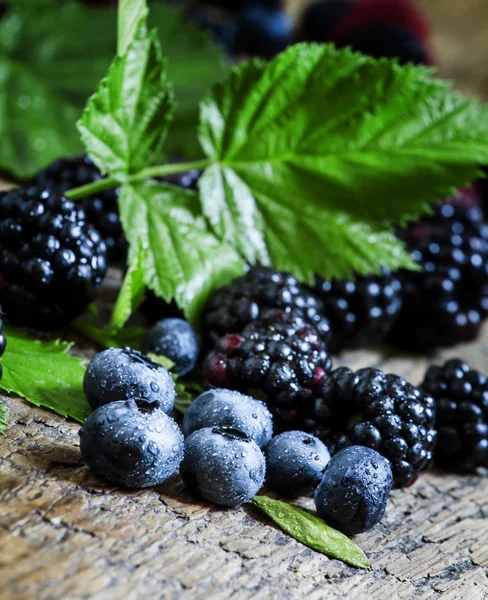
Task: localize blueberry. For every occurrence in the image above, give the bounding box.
[141,318,199,376]
[314,446,393,535]
[83,347,176,412]
[180,427,266,506]
[264,431,330,498]
[79,399,184,488]
[183,389,273,447]
[236,4,293,59]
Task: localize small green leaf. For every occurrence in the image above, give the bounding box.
[147,354,175,370]
[0,402,8,435]
[78,21,175,179]
[174,382,194,415]
[199,43,488,280]
[252,496,370,570]
[109,242,147,333]
[118,0,148,56]
[0,326,90,424]
[118,180,245,321]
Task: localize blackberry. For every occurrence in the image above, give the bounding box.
[389,204,488,350]
[0,308,5,381]
[421,359,488,472]
[34,156,125,263]
[314,269,403,352]
[342,24,428,65]
[0,187,107,330]
[308,367,436,487]
[203,266,331,348]
[204,309,333,431]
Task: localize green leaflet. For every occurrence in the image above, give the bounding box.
[252,496,370,569]
[118,180,245,321]
[78,22,175,179]
[0,326,90,424]
[118,0,148,56]
[199,43,488,281]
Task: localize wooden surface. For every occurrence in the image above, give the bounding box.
[2,1,488,598]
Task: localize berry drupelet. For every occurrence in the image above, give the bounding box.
[421,359,488,472]
[204,309,333,431]
[308,366,436,488]
[390,204,488,350]
[0,187,107,330]
[203,266,331,348]
[314,269,403,352]
[35,156,125,263]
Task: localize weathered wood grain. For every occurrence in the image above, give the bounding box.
[2,1,488,597]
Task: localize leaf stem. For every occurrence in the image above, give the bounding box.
[64,159,211,200]
[71,318,110,348]
[65,177,120,200]
[136,159,211,179]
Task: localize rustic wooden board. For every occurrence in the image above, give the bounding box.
[2,1,488,598]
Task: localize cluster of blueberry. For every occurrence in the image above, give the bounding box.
[80,339,393,535]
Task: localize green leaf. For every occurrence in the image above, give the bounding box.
[78,21,175,179]
[0,3,117,178]
[109,242,147,333]
[0,2,226,179]
[0,326,90,424]
[149,5,229,158]
[118,0,148,56]
[0,3,118,106]
[0,58,83,179]
[252,496,370,570]
[199,43,488,281]
[118,179,245,321]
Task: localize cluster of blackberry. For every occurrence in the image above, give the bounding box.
[390,204,488,349]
